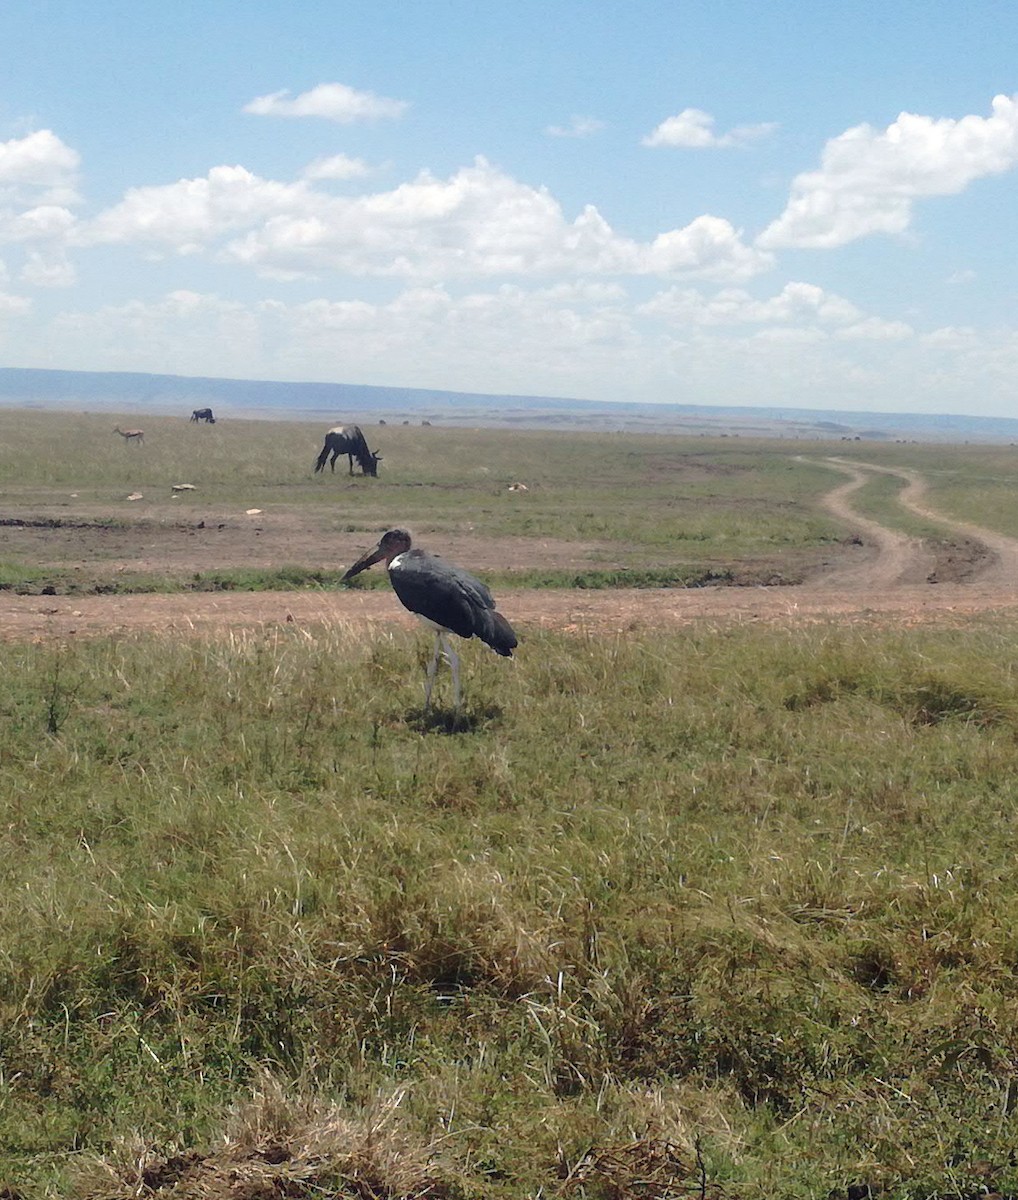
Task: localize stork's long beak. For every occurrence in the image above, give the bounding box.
[342,541,386,581]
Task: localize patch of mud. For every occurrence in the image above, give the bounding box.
[924,537,994,584]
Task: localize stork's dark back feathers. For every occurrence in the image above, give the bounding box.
[389,549,517,657]
[343,526,517,666]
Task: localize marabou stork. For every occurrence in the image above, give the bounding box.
[342,528,517,708]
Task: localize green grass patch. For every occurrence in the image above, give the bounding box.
[0,563,804,596]
[186,566,343,592]
[831,467,947,538]
[0,559,53,589]
[5,620,1018,1197]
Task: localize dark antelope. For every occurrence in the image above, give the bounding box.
[313,425,381,477]
[190,408,216,423]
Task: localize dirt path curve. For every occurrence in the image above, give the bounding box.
[808,458,933,590]
[825,457,1018,585]
[3,462,1018,641]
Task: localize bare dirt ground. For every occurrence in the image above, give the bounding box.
[3,459,1018,642]
[0,509,605,576]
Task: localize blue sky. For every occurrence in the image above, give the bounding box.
[2,1,1018,416]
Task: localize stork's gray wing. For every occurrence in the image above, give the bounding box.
[390,552,517,656]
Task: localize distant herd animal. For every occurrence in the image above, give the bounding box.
[314,425,382,477]
[112,415,388,482]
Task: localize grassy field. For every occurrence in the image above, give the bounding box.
[3,410,1018,594]
[6,411,1018,1197]
[0,410,867,591]
[5,620,1018,1198]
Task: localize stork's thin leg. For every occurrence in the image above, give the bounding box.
[423,633,442,708]
[442,635,462,709]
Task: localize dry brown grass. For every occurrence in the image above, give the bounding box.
[73,1076,456,1200]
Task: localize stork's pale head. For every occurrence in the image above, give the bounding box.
[342,528,412,579]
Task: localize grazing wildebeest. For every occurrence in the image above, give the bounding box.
[314,425,381,477]
[113,425,144,445]
[190,408,216,424]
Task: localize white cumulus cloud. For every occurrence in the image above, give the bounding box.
[0,130,81,210]
[243,82,409,123]
[640,280,912,341]
[0,130,81,197]
[5,204,78,241]
[644,216,772,280]
[84,156,771,283]
[303,153,373,181]
[83,165,314,251]
[643,108,776,148]
[759,93,1018,249]
[223,161,772,281]
[834,317,914,341]
[0,290,32,315]
[20,249,76,288]
[0,134,81,287]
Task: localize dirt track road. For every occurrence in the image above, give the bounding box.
[4,460,1018,641]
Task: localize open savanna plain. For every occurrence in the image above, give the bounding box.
[8,411,1018,1198]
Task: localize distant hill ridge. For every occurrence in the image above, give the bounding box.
[2,366,1016,442]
